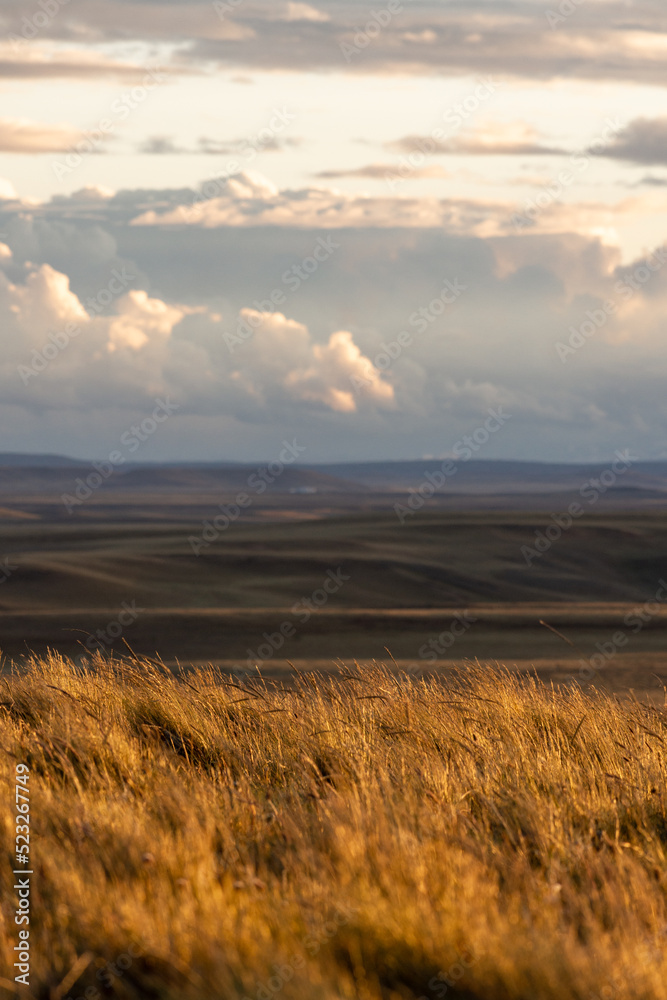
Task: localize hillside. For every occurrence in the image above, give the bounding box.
[2,512,667,680]
[0,657,664,1000]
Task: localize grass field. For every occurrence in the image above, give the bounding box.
[0,655,665,999]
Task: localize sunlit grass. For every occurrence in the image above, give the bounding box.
[0,655,665,999]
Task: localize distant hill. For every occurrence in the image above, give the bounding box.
[310,459,667,494]
[3,455,667,503]
[103,465,366,494]
[0,454,88,468]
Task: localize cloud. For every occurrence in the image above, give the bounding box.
[0,177,17,200]
[231,310,394,413]
[137,136,188,155]
[3,1,667,86]
[387,123,564,157]
[272,3,330,22]
[315,164,449,181]
[185,2,667,86]
[129,169,500,229]
[0,42,169,80]
[597,117,667,165]
[137,134,297,156]
[1,264,89,346]
[0,117,82,153]
[0,258,393,420]
[126,169,641,243]
[107,290,187,351]
[5,220,667,461]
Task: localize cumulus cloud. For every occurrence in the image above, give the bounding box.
[129,169,503,230]
[107,290,187,351]
[127,169,645,244]
[4,174,667,460]
[0,259,394,419]
[1,264,89,346]
[225,309,394,413]
[233,311,394,412]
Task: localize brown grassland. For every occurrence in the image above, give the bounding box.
[0,656,666,1000]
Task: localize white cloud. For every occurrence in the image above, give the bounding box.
[130,170,509,231]
[276,3,330,22]
[0,177,17,200]
[107,290,186,351]
[126,169,667,253]
[0,42,165,80]
[1,264,88,347]
[0,261,394,418]
[230,310,394,413]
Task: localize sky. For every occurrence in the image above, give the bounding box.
[1,0,667,463]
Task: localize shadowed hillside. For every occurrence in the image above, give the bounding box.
[2,512,667,681]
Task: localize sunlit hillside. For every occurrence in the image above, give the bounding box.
[1,657,665,999]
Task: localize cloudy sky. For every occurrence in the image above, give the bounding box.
[1,0,667,463]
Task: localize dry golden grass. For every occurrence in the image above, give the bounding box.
[0,655,666,1000]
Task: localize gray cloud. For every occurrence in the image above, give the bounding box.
[137,136,188,155]
[387,131,564,157]
[314,164,449,180]
[2,1,667,86]
[137,134,299,155]
[3,176,667,462]
[596,117,667,165]
[0,49,169,80]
